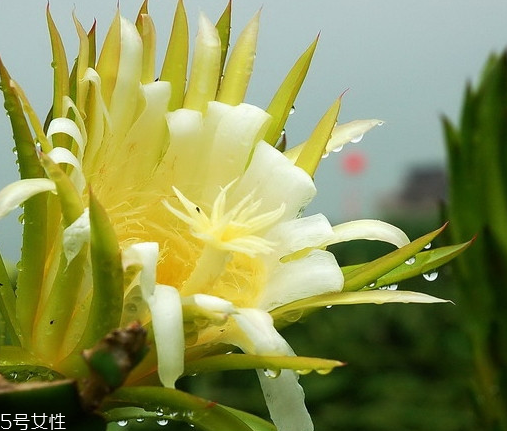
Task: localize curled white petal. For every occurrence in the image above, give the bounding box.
[325,219,410,248]
[325,119,384,153]
[147,284,184,388]
[122,242,159,299]
[47,147,86,193]
[0,178,56,219]
[46,117,85,154]
[62,208,89,265]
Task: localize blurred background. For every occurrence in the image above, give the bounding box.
[2,1,507,430]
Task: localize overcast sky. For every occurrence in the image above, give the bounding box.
[1,0,507,260]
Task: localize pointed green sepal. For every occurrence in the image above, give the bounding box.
[341,223,449,292]
[0,57,48,347]
[136,1,157,84]
[103,387,256,431]
[161,0,189,111]
[184,353,344,376]
[46,5,70,148]
[216,10,260,105]
[0,253,21,346]
[77,191,123,350]
[295,96,341,178]
[265,37,318,145]
[216,0,232,82]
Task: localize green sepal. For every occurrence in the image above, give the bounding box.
[0,57,48,348]
[355,239,474,290]
[102,387,256,431]
[76,191,123,350]
[0,253,21,346]
[342,223,449,292]
[221,406,277,431]
[216,0,232,84]
[160,0,188,111]
[46,5,70,148]
[136,0,156,84]
[184,353,344,376]
[265,37,318,145]
[295,97,341,178]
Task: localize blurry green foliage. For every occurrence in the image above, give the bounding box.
[444,50,507,430]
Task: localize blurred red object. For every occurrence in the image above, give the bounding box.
[342,151,367,175]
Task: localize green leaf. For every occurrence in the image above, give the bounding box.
[160,0,188,111]
[264,37,318,145]
[75,191,123,351]
[103,387,256,431]
[184,353,344,376]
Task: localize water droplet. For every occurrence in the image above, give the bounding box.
[386,284,398,290]
[350,134,364,144]
[405,257,416,265]
[283,310,303,323]
[332,145,344,153]
[289,106,296,115]
[18,213,25,225]
[296,369,312,375]
[155,407,164,417]
[117,420,128,427]
[136,418,145,423]
[321,152,330,159]
[9,372,18,380]
[377,120,385,126]
[369,281,376,288]
[280,128,286,137]
[423,270,438,282]
[12,147,18,156]
[325,305,333,309]
[157,418,169,426]
[316,368,333,375]
[263,368,281,379]
[424,242,432,250]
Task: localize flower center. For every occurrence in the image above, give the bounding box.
[149,182,284,307]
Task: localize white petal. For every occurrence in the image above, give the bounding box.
[259,250,343,311]
[147,284,184,388]
[325,219,410,248]
[200,102,272,200]
[225,309,313,431]
[62,208,89,265]
[325,119,384,153]
[266,213,335,258]
[230,141,316,221]
[0,178,56,219]
[47,147,86,193]
[46,117,85,155]
[122,242,159,299]
[256,369,314,431]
